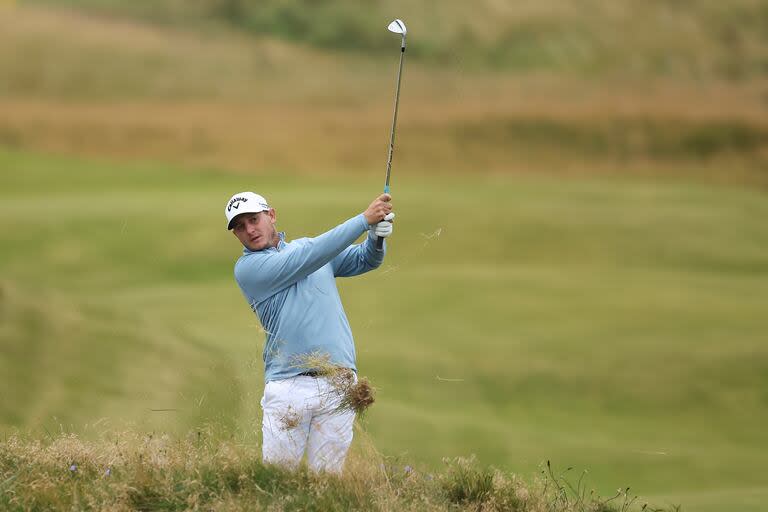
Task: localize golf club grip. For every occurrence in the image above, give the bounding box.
[375,235,385,251]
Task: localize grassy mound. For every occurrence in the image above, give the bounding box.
[0,431,674,511]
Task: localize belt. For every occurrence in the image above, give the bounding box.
[297,368,354,378]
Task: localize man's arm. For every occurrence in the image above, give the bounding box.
[332,231,385,277]
[235,194,393,301]
[235,214,369,301]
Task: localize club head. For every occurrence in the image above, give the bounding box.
[387,19,406,49]
[387,19,407,35]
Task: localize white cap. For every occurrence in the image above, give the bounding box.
[225,191,270,230]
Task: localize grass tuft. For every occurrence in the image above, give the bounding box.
[291,352,377,417]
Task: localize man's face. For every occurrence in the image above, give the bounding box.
[231,210,277,251]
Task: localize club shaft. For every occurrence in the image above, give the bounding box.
[383,45,405,194]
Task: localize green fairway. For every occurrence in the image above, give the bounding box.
[1,147,766,510]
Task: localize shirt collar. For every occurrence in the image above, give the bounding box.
[242,231,286,255]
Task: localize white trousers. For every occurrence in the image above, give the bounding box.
[260,375,355,473]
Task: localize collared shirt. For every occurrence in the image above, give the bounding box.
[234,214,385,382]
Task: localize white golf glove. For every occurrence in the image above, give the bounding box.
[372,212,395,238]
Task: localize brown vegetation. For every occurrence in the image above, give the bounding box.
[292,353,377,417]
[0,431,671,511]
[1,5,766,184]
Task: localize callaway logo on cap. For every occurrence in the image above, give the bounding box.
[227,196,248,212]
[224,191,270,230]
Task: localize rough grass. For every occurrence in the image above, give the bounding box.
[24,0,768,78]
[0,430,675,511]
[0,98,765,184]
[1,5,766,184]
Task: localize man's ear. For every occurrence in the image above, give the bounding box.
[268,208,277,224]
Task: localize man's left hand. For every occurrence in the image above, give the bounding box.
[372,212,395,238]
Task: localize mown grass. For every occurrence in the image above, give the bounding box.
[0,430,673,511]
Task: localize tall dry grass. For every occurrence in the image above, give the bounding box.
[1,94,766,184]
[0,429,675,511]
[0,6,768,183]
[24,0,768,78]
[1,5,766,184]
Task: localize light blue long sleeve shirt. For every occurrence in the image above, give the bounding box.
[234,214,385,382]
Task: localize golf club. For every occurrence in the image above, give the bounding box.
[376,18,407,251]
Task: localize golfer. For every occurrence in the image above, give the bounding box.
[225,191,394,473]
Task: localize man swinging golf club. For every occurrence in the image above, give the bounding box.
[226,18,407,474]
[225,191,394,473]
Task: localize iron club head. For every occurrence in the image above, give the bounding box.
[387,19,407,48]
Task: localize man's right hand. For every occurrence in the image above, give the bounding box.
[363,194,393,225]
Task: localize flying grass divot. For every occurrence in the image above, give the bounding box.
[292,352,376,417]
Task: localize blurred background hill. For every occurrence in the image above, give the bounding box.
[1,2,767,511]
[2,0,767,181]
[17,0,768,75]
